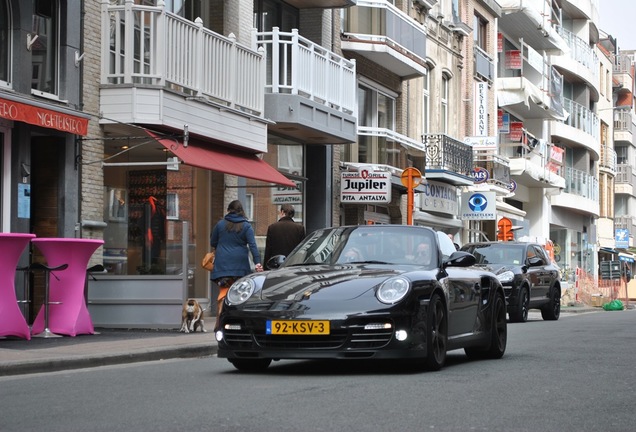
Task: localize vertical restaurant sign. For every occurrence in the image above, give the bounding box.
[341,168,391,203]
[505,50,522,70]
[474,82,488,137]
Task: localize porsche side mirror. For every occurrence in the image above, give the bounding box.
[266,255,286,270]
[443,251,476,268]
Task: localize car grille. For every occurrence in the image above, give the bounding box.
[223,322,394,350]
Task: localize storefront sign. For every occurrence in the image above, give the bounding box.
[416,180,458,215]
[460,191,496,220]
[272,181,302,205]
[464,136,497,150]
[0,96,89,136]
[341,168,391,203]
[474,82,488,136]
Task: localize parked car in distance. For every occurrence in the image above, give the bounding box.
[216,225,507,372]
[460,241,561,323]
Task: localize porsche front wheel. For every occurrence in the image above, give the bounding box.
[424,293,448,371]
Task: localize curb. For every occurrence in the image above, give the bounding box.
[0,344,218,377]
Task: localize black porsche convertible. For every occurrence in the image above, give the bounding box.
[215,225,507,372]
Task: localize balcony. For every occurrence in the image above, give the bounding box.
[551,167,599,216]
[283,0,357,7]
[613,54,634,94]
[256,28,357,145]
[498,0,569,53]
[422,134,474,186]
[550,98,600,159]
[474,46,494,83]
[500,139,566,189]
[497,42,566,121]
[599,145,617,176]
[357,127,426,174]
[615,164,636,197]
[341,0,427,79]
[559,0,600,27]
[551,27,599,98]
[614,108,633,144]
[472,148,511,193]
[100,2,268,152]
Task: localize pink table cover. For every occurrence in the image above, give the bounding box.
[31,238,104,337]
[0,233,35,340]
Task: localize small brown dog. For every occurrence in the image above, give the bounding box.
[180,298,206,333]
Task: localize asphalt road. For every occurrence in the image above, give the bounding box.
[1,309,634,432]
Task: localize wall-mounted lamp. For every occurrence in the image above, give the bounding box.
[26,34,39,51]
[74,51,85,67]
[21,163,31,183]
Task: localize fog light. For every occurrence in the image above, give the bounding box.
[215,330,223,341]
[395,330,408,341]
[364,323,392,330]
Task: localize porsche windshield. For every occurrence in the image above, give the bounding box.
[283,226,438,268]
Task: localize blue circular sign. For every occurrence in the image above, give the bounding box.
[468,193,488,212]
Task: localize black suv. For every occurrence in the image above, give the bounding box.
[461,241,561,322]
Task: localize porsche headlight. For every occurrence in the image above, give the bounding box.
[497,270,514,284]
[377,276,411,304]
[226,278,256,305]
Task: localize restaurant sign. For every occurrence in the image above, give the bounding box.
[341,168,391,203]
[0,96,89,136]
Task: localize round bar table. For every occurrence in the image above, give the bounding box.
[0,233,35,340]
[31,238,104,337]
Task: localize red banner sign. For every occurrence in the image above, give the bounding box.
[0,97,89,136]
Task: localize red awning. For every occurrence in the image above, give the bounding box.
[146,131,295,187]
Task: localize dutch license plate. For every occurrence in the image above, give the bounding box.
[266,320,330,335]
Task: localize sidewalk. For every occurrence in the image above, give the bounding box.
[0,325,219,377]
[0,306,603,377]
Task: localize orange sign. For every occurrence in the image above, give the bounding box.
[400,167,422,188]
[0,96,89,136]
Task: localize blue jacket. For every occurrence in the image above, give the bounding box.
[210,213,261,280]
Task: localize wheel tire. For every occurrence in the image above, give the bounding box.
[509,286,529,323]
[229,358,272,372]
[465,291,507,360]
[541,286,561,321]
[424,293,448,371]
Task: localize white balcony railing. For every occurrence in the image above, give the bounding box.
[102,0,265,115]
[563,98,600,140]
[255,28,357,115]
[555,26,599,80]
[564,166,598,201]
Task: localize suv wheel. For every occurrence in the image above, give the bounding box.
[540,286,561,321]
[509,286,529,323]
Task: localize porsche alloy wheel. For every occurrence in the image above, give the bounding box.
[541,286,561,321]
[229,358,272,372]
[424,293,448,371]
[509,286,529,323]
[465,291,507,360]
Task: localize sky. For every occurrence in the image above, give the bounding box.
[598,0,636,50]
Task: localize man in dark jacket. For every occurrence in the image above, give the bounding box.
[264,204,306,268]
